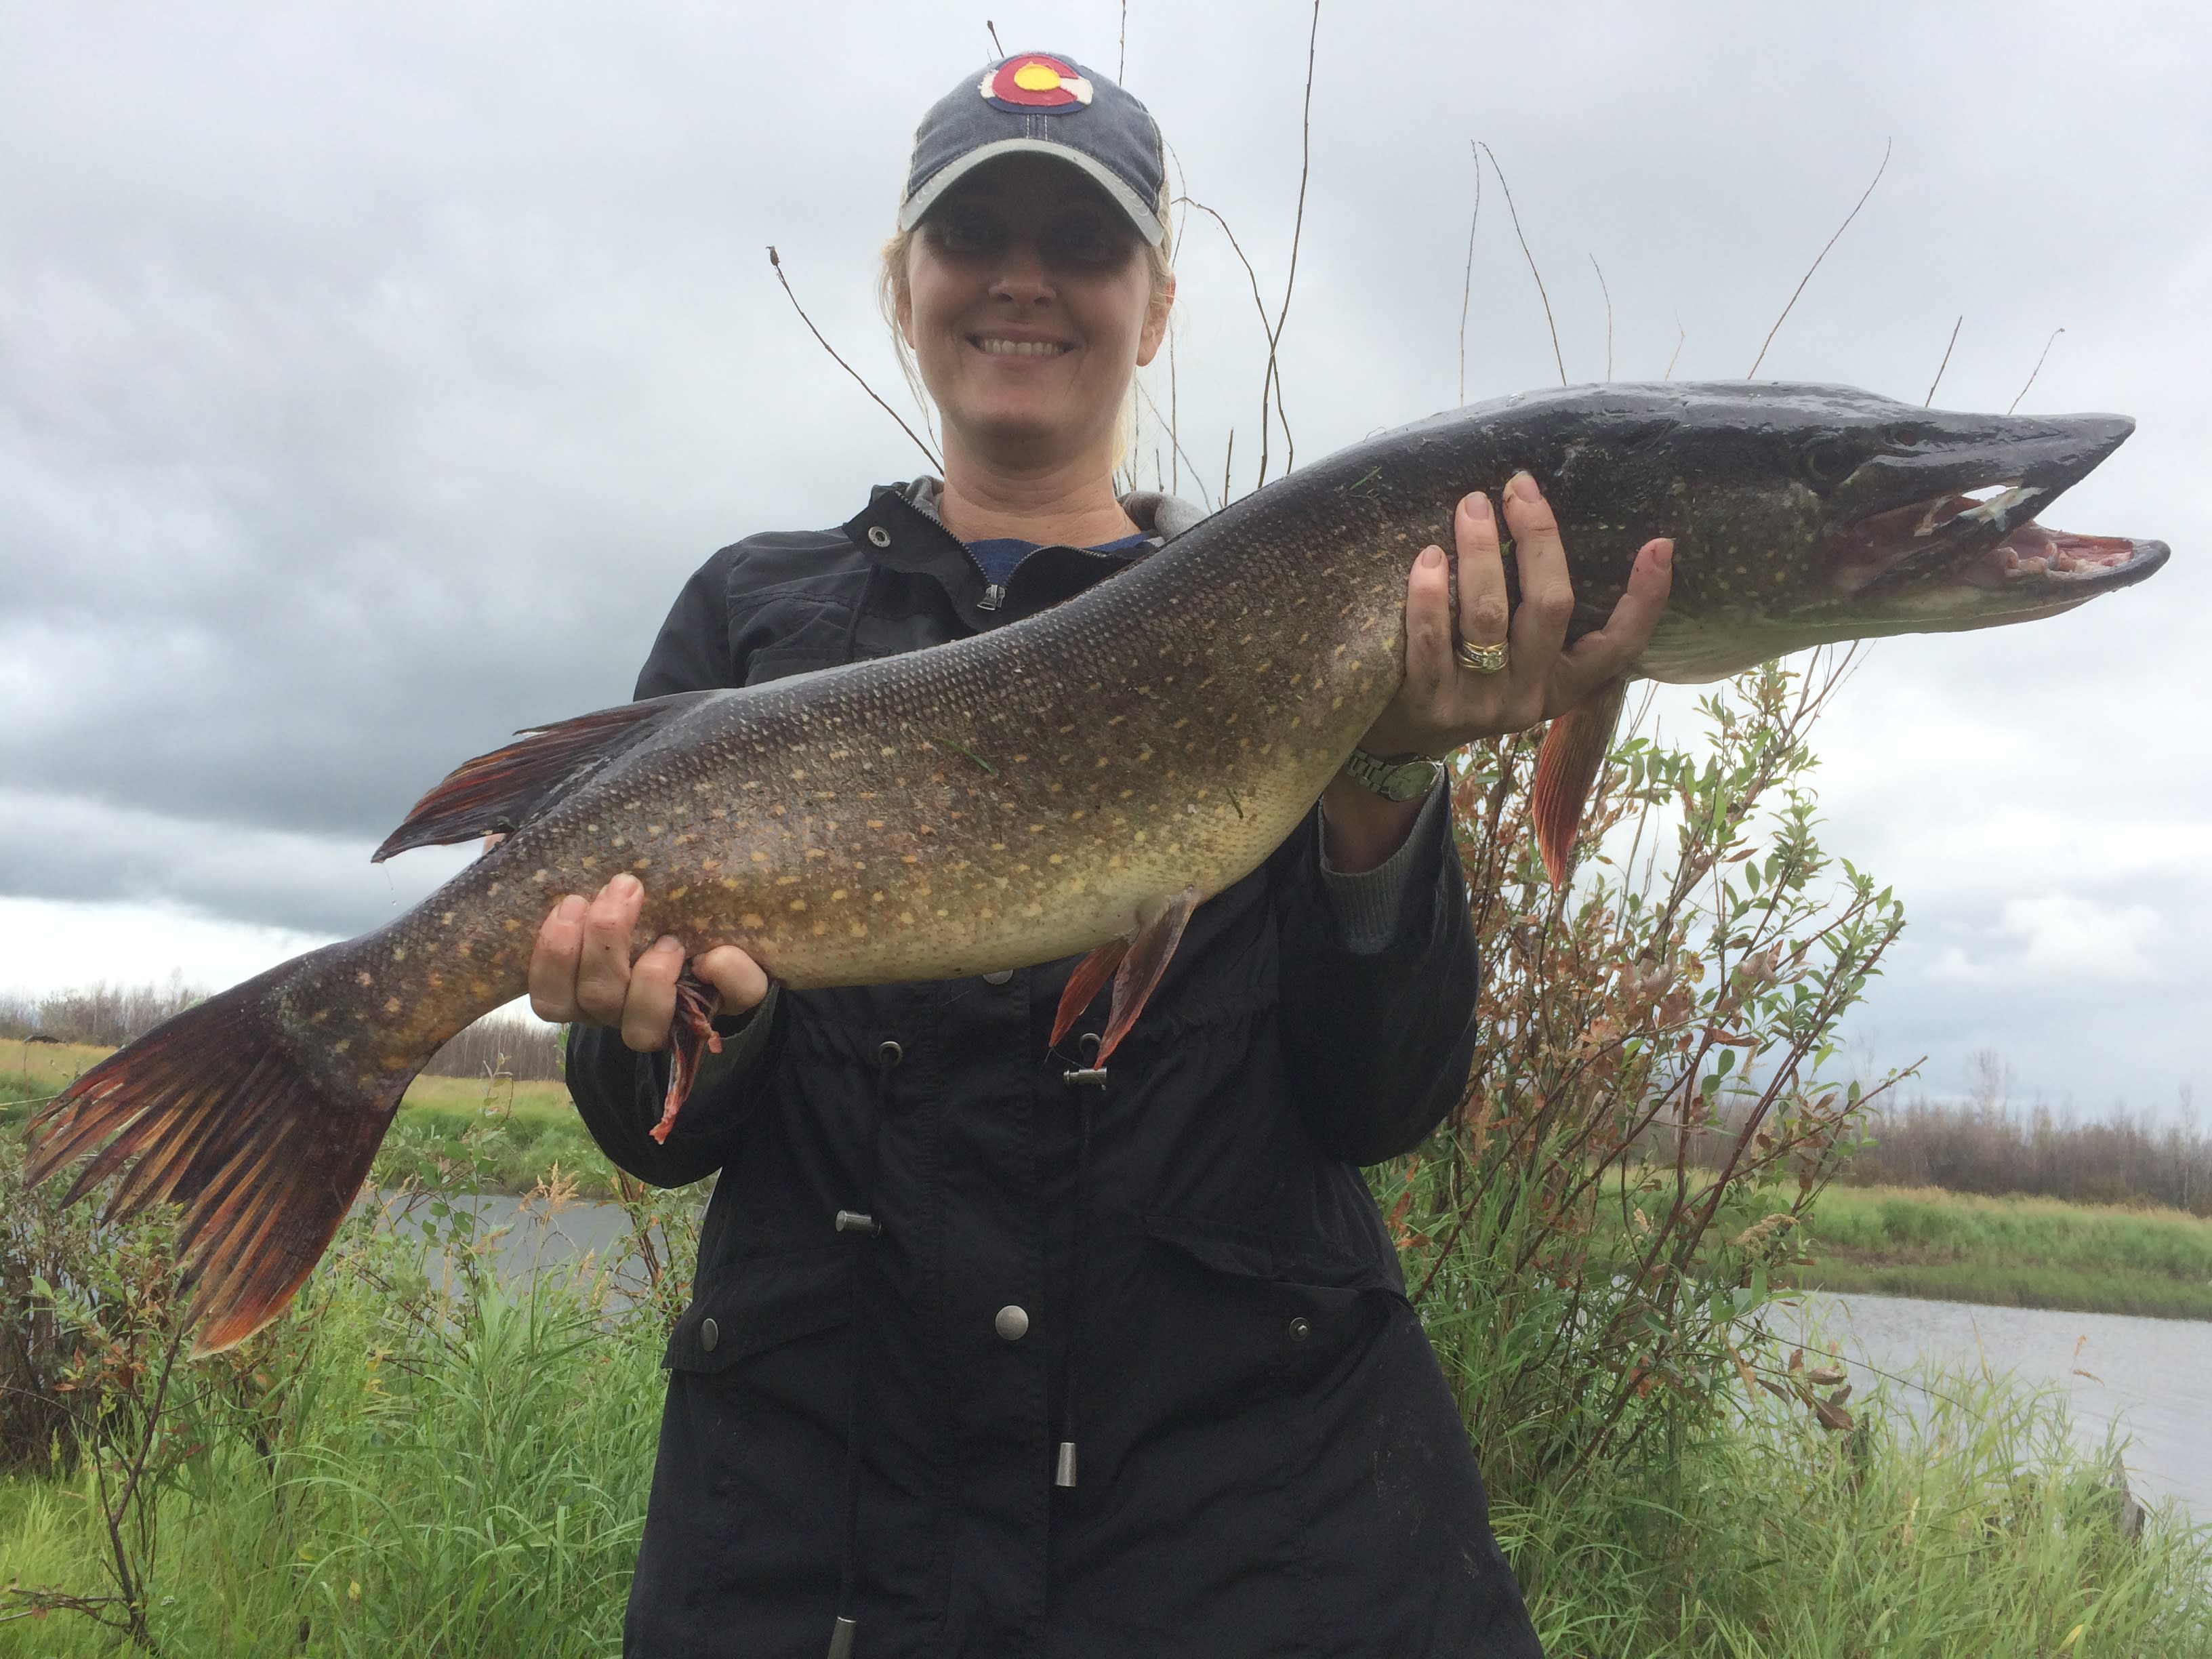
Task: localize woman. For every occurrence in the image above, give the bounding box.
[539,52,1671,1659]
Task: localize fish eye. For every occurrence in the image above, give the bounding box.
[1801,436,1857,490]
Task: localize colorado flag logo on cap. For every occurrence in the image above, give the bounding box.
[978,53,1094,114]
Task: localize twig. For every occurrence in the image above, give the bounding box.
[1135,382,1213,512]
[1664,311,1685,381]
[1747,138,1891,378]
[2007,327,2064,415]
[986,20,1004,58]
[1478,142,1564,387]
[1254,0,1322,487]
[1221,428,1235,510]
[1118,0,1127,81]
[767,247,942,474]
[1589,253,1614,383]
[1925,314,1963,407]
[1457,141,1482,405]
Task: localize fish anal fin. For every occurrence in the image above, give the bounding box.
[1097,886,1198,1062]
[372,691,712,863]
[1530,678,1629,889]
[1051,940,1128,1048]
[651,970,724,1145]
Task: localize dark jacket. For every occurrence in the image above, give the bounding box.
[568,483,1543,1659]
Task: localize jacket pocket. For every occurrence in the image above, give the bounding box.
[741,645,843,687]
[663,1242,852,1374]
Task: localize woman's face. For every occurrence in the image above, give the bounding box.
[899,154,1170,469]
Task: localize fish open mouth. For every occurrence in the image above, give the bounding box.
[1828,413,2169,613]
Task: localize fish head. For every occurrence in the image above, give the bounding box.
[1599,382,2169,681]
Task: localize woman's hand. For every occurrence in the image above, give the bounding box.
[1319,472,1671,872]
[527,873,770,1054]
[1357,472,1673,761]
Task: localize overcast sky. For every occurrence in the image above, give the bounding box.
[4,1,2206,1115]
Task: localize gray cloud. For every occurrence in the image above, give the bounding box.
[3,0,2205,1109]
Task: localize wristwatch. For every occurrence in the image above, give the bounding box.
[1341,746,1443,802]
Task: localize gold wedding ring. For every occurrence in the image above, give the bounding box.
[1456,638,1509,675]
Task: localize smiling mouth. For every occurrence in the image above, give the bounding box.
[972,336,1072,357]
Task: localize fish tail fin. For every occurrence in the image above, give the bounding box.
[25,946,419,1355]
[373,691,712,862]
[1530,678,1629,888]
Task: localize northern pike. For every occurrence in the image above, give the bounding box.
[28,382,2167,1352]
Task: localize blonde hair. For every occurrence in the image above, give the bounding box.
[878,203,1176,475]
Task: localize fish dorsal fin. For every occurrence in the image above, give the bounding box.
[1530,678,1629,888]
[1050,939,1128,1049]
[1098,886,1197,1061]
[371,692,712,863]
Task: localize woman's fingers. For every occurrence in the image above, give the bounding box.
[1501,472,1576,682]
[1553,537,1675,712]
[1454,491,1509,651]
[694,945,771,1014]
[1402,542,1456,710]
[574,874,647,1023]
[620,937,684,1053]
[527,894,589,1023]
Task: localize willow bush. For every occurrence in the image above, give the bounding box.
[1390,648,1909,1498]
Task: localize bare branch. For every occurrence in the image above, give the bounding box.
[1477,142,1565,387]
[1747,138,1891,378]
[766,246,942,475]
[2007,326,2065,415]
[1589,253,1614,383]
[1136,382,1214,512]
[1664,310,1685,381]
[1118,0,1127,81]
[1458,140,1482,405]
[1221,428,1235,510]
[1925,314,1963,407]
[1256,0,1322,484]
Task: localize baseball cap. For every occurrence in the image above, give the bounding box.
[899,52,1168,245]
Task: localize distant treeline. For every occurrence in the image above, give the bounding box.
[1,983,565,1082]
[1837,1094,2212,1218]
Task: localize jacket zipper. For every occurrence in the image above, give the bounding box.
[904,492,1006,611]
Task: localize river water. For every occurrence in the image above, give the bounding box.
[420,1196,2212,1522]
[1783,1290,2212,1522]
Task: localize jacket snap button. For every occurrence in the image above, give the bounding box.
[1287,1317,1311,1343]
[699,1317,720,1353]
[867,525,891,548]
[982,969,1012,985]
[994,1305,1030,1343]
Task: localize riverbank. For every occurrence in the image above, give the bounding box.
[3,1203,2207,1657]
[12,1040,2212,1322]
[1793,1185,2212,1322]
[1,1038,621,1200]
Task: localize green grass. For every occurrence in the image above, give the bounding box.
[2,1229,2206,1658]
[1792,1185,2212,1321]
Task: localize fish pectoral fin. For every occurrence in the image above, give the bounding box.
[1050,939,1128,1049]
[1097,886,1199,1062]
[1530,677,1629,889]
[651,968,724,1145]
[371,690,714,863]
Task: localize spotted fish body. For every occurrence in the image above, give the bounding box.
[28,382,2168,1351]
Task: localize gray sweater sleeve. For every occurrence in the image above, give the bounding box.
[1316,775,1452,955]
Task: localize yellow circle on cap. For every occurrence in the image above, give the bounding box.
[1013,61,1063,91]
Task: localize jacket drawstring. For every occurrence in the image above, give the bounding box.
[827,1037,899,1659]
[1060,1031,1107,1489]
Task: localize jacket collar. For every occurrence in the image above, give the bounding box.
[841,478,1209,632]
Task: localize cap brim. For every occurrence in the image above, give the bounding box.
[899,138,1165,245]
